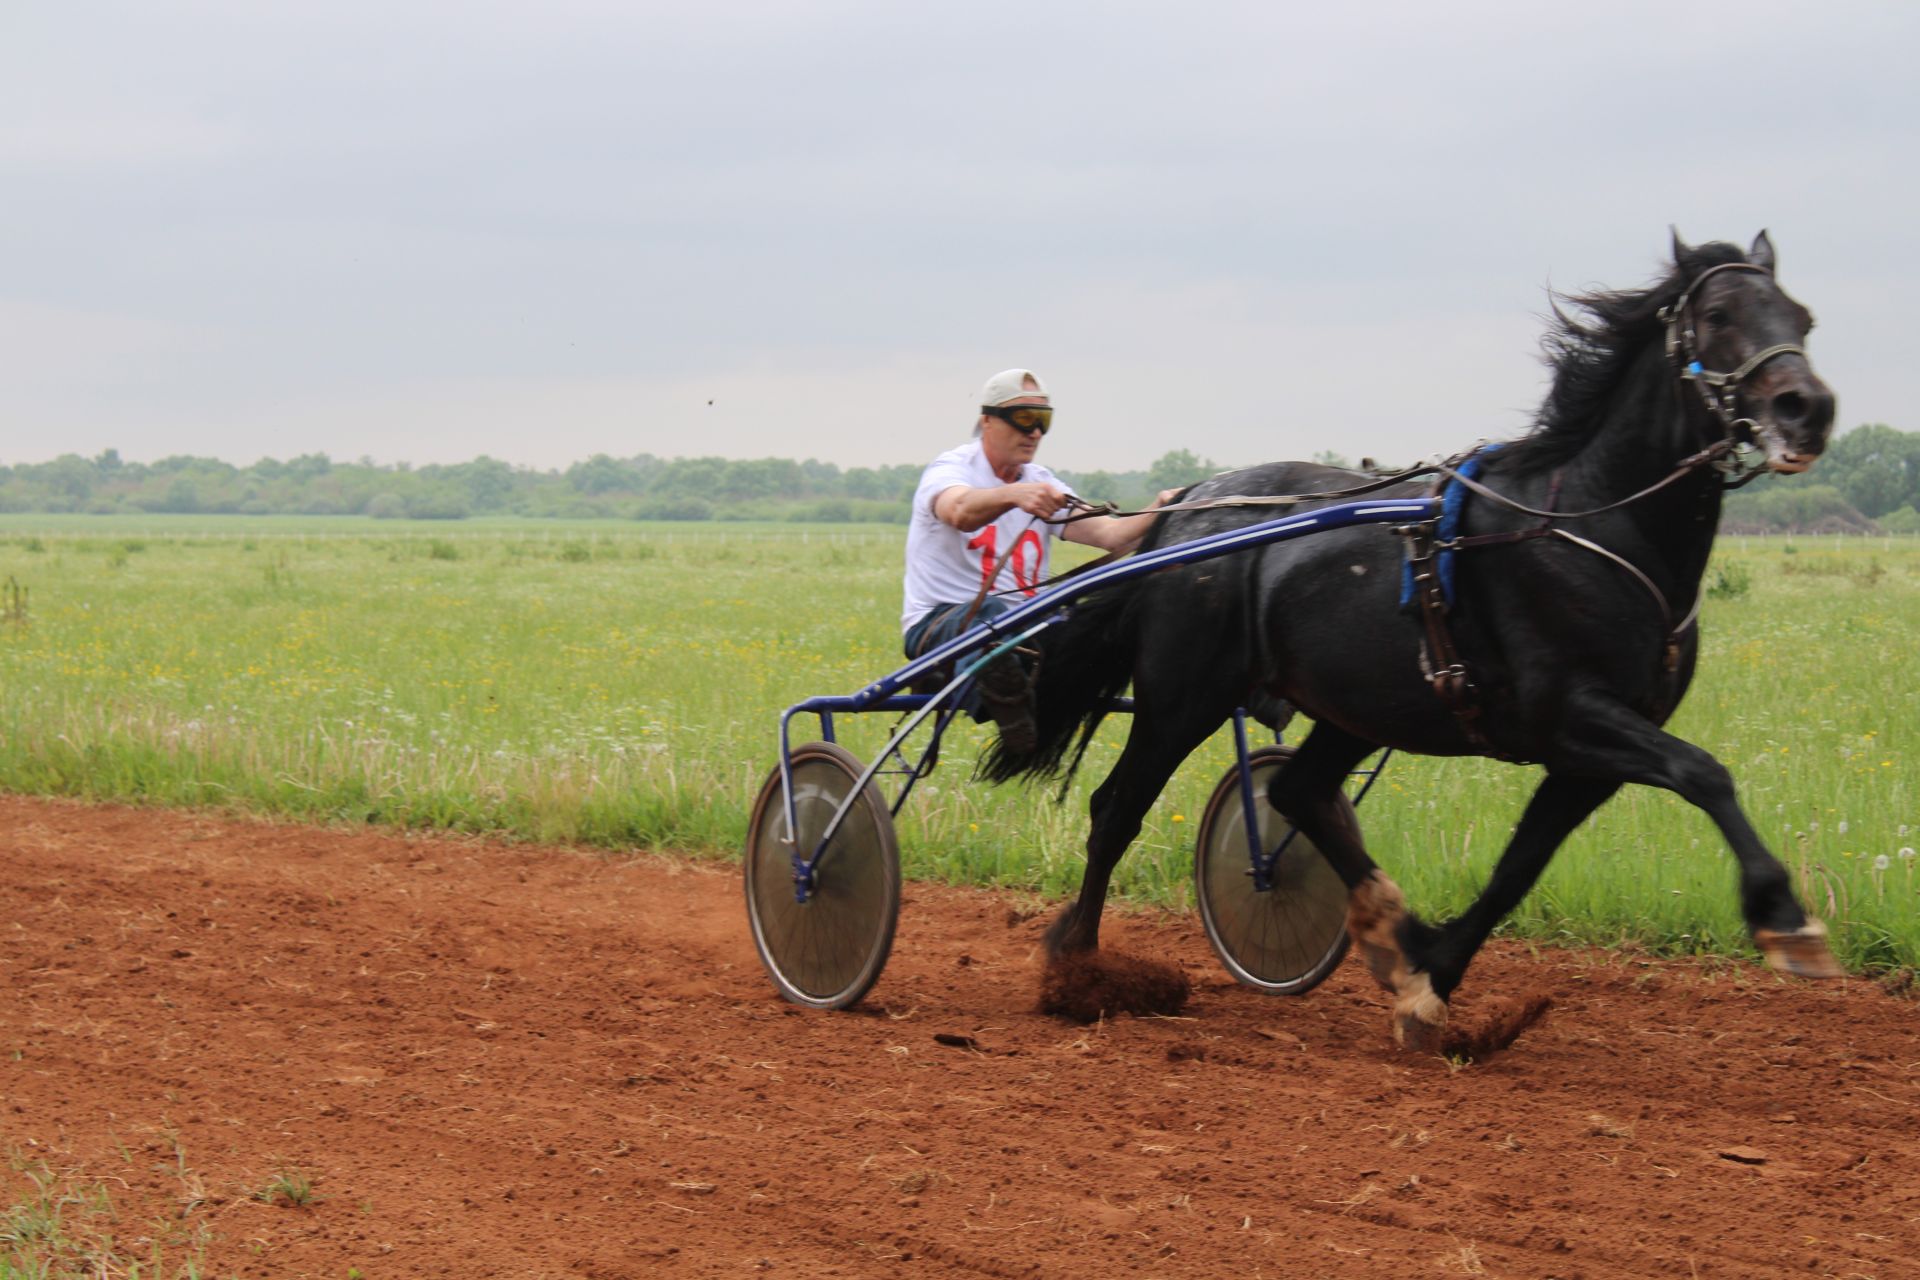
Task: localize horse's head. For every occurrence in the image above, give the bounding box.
[1668,230,1835,473]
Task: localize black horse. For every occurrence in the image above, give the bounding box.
[985,232,1840,1050]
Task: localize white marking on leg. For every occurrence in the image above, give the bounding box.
[1347,872,1408,992]
[1392,971,1448,1053]
[1754,918,1844,980]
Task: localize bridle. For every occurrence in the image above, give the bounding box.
[1659,260,1811,452]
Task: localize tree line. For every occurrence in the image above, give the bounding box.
[0,447,1224,523]
[1,426,1912,531]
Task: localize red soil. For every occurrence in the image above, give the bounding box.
[3,795,1917,1279]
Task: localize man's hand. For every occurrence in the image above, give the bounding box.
[1061,485,1185,554]
[1003,482,1069,519]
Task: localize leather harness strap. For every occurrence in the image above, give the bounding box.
[1396,467,1562,759]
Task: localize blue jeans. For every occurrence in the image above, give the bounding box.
[903,596,1013,661]
[902,597,1015,723]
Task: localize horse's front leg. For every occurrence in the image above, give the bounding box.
[1555,692,1842,980]
[1389,773,1620,1052]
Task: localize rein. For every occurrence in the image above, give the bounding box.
[1044,461,1441,525]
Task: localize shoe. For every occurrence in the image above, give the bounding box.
[975,655,1037,755]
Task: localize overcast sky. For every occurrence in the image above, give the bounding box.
[4,1,1914,476]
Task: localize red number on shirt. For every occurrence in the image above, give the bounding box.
[966,526,998,592]
[1007,529,1042,595]
[967,526,1044,597]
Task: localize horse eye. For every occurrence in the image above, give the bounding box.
[1704,308,1730,327]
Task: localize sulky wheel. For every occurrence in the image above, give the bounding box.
[744,741,900,1010]
[1193,745,1353,995]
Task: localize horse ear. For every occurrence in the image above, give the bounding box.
[1670,226,1697,268]
[1749,229,1777,273]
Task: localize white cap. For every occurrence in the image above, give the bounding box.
[979,368,1049,407]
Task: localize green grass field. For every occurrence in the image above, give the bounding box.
[1,517,1916,971]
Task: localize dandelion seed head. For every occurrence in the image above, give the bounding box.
[1874,855,1892,872]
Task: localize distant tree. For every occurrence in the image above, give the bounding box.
[1146,449,1217,491]
[720,458,802,503]
[160,478,201,513]
[45,455,97,502]
[567,454,632,495]
[1879,505,1920,534]
[652,457,729,497]
[287,453,334,481]
[457,456,517,511]
[799,458,841,496]
[405,487,472,520]
[1822,423,1918,518]
[1722,483,1872,533]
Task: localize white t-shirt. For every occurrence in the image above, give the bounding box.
[901,439,1075,632]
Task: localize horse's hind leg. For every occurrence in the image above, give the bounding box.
[1265,723,1378,883]
[1267,729,1422,1001]
[1262,726,1413,989]
[1044,707,1223,958]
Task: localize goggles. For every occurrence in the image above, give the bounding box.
[983,405,1052,436]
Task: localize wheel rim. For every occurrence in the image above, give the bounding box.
[1195,748,1351,993]
[745,744,899,1009]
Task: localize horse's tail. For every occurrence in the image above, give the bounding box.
[976,582,1140,787]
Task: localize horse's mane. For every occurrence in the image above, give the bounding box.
[1491,241,1751,474]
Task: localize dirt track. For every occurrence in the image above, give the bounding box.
[3,796,1918,1279]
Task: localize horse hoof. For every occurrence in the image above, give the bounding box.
[1391,972,1448,1054]
[1755,919,1845,980]
[1346,872,1408,993]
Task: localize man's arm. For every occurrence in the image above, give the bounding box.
[1060,488,1183,554]
[932,482,1068,532]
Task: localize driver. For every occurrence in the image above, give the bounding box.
[901,368,1172,751]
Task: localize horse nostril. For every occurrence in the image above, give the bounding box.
[1770,391,1808,427]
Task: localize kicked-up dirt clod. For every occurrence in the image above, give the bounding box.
[1038,949,1193,1022]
